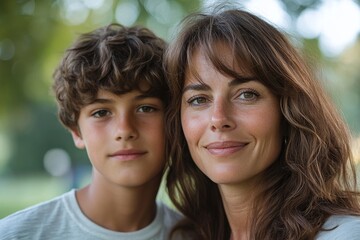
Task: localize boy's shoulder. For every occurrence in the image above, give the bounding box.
[0,190,75,239]
[316,214,360,240]
[158,201,183,225]
[141,201,182,239]
[0,192,184,240]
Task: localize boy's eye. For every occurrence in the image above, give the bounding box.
[92,109,110,118]
[138,105,156,113]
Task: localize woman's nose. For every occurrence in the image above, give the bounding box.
[210,99,236,132]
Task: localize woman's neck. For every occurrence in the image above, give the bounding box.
[218,183,257,240]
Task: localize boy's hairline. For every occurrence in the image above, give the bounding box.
[53,23,168,130]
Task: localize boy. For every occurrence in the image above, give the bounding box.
[0,24,181,239]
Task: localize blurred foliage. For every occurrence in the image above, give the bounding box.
[0,0,201,174]
[0,0,200,117]
[0,0,359,174]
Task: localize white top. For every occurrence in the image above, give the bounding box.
[0,189,182,240]
[316,214,360,239]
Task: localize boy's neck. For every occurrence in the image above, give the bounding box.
[75,173,162,232]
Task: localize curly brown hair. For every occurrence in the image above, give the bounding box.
[165,8,360,240]
[53,24,168,129]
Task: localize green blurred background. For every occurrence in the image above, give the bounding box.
[1,0,359,218]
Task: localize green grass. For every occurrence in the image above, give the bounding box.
[0,172,174,219]
[1,166,359,220]
[0,174,70,218]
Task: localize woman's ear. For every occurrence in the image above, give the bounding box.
[70,127,85,149]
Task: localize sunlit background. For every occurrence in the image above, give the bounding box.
[1,0,359,218]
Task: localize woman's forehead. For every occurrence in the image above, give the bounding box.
[186,43,253,79]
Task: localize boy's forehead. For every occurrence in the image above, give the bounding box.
[83,79,165,106]
[95,88,159,100]
[96,79,152,95]
[137,80,152,92]
[97,88,136,97]
[116,80,152,93]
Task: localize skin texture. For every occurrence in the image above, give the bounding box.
[181,46,282,187]
[72,89,165,187]
[49,24,171,235]
[181,46,283,239]
[70,89,166,231]
[166,9,360,240]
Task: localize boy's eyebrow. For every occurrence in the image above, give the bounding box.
[134,93,159,100]
[89,93,159,104]
[89,98,113,104]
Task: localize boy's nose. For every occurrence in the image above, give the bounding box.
[115,115,138,141]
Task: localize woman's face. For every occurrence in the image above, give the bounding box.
[181,46,283,187]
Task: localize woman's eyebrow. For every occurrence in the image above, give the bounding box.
[182,82,211,93]
[182,76,257,93]
[229,76,257,87]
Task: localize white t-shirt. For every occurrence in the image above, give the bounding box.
[316,214,360,240]
[0,189,182,240]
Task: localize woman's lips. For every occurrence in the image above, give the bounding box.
[205,141,248,156]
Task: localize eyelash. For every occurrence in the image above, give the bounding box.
[138,105,158,113]
[186,95,209,106]
[91,105,158,118]
[186,88,260,107]
[238,88,260,101]
[92,109,110,118]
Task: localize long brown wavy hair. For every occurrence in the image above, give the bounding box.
[165,8,360,240]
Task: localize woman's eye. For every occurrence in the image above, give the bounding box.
[239,90,259,101]
[138,105,156,113]
[187,96,208,106]
[92,109,110,118]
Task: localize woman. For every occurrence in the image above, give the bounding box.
[165,7,360,240]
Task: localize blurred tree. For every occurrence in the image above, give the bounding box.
[0,0,57,116]
[0,0,201,173]
[7,103,87,173]
[0,0,359,174]
[280,0,322,15]
[0,0,201,117]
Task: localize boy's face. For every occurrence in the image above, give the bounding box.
[71,88,165,188]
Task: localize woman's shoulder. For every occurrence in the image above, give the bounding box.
[316,214,360,240]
